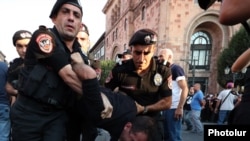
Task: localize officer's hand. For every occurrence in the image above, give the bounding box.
[135,101,144,114]
[100,92,113,119]
[71,52,84,64]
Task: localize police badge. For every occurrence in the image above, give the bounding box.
[144,35,151,44]
[154,73,163,86]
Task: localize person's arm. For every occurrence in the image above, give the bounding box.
[214,99,221,113]
[71,52,113,119]
[231,48,250,72]
[141,96,172,114]
[219,0,250,25]
[58,64,83,95]
[200,99,206,109]
[175,79,188,119]
[5,82,18,96]
[5,82,18,106]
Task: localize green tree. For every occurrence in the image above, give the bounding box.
[217,27,250,87]
[99,60,116,85]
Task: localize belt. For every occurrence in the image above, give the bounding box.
[17,94,63,112]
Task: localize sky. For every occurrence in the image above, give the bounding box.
[0,0,107,62]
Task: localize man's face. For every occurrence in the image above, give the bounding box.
[131,45,155,71]
[52,4,82,41]
[119,123,148,141]
[189,87,194,94]
[76,30,90,54]
[15,38,30,59]
[158,50,168,64]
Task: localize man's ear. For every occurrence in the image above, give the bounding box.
[124,122,132,131]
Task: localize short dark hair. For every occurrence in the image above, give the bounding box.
[49,0,83,18]
[130,116,158,141]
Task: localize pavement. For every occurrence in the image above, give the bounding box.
[182,122,216,141]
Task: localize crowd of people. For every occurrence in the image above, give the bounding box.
[1,0,250,141]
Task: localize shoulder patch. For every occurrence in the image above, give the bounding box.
[36,34,53,54]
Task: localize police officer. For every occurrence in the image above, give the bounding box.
[10,0,94,141]
[5,30,32,106]
[105,28,172,140]
[71,52,158,141]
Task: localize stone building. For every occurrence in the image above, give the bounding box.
[91,0,241,94]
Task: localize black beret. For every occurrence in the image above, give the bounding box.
[198,0,218,10]
[80,23,89,36]
[129,28,157,46]
[90,59,101,69]
[49,0,83,18]
[117,49,131,58]
[12,30,32,46]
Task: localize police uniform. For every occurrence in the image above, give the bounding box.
[7,58,24,89]
[10,3,89,139]
[105,29,172,140]
[7,30,32,92]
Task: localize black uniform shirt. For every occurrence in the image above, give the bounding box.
[7,58,24,83]
[24,26,88,72]
[105,58,172,106]
[22,26,88,107]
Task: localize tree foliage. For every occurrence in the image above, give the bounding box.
[99,60,116,85]
[217,27,250,87]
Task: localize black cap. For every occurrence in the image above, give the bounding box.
[90,59,101,69]
[80,23,89,36]
[12,30,32,46]
[118,49,131,58]
[49,0,83,18]
[198,0,218,10]
[129,28,157,46]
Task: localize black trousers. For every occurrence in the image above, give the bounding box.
[66,108,97,141]
[10,95,68,141]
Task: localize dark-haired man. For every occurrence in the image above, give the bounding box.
[105,28,172,140]
[76,23,90,55]
[10,0,110,141]
[5,30,32,106]
[71,52,158,141]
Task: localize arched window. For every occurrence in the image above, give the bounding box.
[124,44,126,50]
[124,18,127,31]
[190,31,212,70]
[116,28,118,39]
[142,6,146,21]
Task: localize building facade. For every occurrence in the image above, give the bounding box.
[90,0,241,94]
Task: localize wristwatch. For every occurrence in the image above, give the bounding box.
[143,106,148,114]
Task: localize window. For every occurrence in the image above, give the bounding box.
[116,28,118,39]
[113,31,115,41]
[101,46,104,56]
[142,6,146,21]
[124,18,127,31]
[190,31,211,70]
